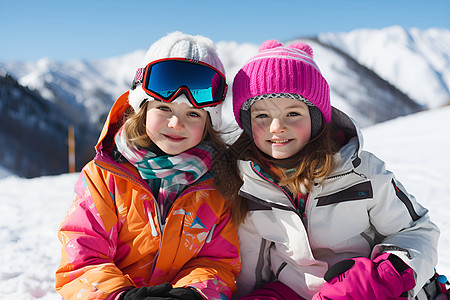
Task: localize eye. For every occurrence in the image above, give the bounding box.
[156,105,171,112]
[287,111,301,117]
[254,113,268,118]
[187,111,202,117]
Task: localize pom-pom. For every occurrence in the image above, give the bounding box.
[289,42,314,58]
[259,40,283,52]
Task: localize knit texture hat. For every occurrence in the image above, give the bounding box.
[128,31,226,129]
[232,40,331,133]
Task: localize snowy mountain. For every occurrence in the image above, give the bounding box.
[1,26,449,178]
[2,106,449,300]
[0,52,142,177]
[1,50,144,129]
[0,73,97,178]
[318,26,450,108]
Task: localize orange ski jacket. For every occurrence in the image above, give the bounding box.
[55,92,240,300]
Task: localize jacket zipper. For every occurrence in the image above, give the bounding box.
[249,162,303,219]
[148,212,158,237]
[326,169,367,180]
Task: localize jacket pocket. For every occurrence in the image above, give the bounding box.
[316,181,373,206]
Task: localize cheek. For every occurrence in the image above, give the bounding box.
[189,122,207,142]
[145,112,163,137]
[145,117,155,134]
[251,121,267,140]
[292,121,311,141]
[251,123,268,152]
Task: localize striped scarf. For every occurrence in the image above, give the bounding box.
[114,127,213,220]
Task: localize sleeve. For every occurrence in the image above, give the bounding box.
[55,163,135,300]
[363,152,440,296]
[171,194,241,300]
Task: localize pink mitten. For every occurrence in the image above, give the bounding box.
[313,253,415,300]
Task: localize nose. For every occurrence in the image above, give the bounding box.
[168,115,184,130]
[269,118,286,134]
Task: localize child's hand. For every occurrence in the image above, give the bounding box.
[119,283,172,299]
[118,282,203,300]
[313,253,415,300]
[165,287,203,299]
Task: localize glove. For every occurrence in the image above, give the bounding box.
[119,283,203,300]
[165,287,204,300]
[119,283,173,300]
[313,253,415,300]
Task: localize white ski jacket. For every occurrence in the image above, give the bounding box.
[234,108,440,299]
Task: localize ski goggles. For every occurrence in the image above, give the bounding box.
[132,58,227,108]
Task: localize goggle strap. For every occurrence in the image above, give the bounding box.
[131,67,145,89]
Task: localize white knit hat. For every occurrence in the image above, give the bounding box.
[128,31,226,129]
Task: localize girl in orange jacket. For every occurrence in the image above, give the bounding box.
[55,32,240,300]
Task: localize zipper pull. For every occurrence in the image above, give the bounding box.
[148,212,158,237]
[206,224,216,243]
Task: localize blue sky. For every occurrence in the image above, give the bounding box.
[1,0,449,62]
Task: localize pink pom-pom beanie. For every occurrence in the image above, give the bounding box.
[232,40,331,130]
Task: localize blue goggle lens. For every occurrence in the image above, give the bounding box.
[144,60,226,107]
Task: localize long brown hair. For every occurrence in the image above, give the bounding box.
[222,122,339,224]
[123,101,152,149]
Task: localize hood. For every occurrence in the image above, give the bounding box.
[95,91,131,156]
[329,107,365,173]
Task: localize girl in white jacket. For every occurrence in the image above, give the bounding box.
[225,39,440,300]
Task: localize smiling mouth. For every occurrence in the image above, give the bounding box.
[164,134,186,141]
[268,139,292,144]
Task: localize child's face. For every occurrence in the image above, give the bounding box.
[251,98,311,159]
[145,99,208,155]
